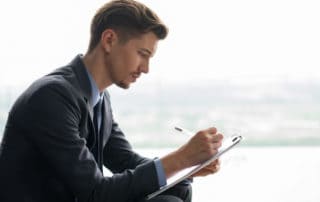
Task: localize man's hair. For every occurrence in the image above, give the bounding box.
[88,0,168,52]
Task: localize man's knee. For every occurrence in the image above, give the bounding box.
[138,183,192,202]
[160,184,192,202]
[149,195,184,202]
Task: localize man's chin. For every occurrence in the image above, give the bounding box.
[116,81,130,89]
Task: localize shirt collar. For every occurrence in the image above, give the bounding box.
[83,65,102,107]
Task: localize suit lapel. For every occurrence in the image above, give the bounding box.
[66,55,97,146]
[65,55,112,152]
[68,55,95,124]
[86,101,94,123]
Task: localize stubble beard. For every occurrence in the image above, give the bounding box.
[116,81,130,89]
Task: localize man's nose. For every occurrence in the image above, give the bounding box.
[140,61,149,74]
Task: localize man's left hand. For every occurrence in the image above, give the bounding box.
[191,159,220,178]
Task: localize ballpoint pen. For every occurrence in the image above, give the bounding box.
[175,126,242,143]
[174,126,194,136]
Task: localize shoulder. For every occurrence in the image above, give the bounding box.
[11,68,85,117]
[27,73,76,103]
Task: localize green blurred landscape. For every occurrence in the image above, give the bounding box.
[1,78,320,147]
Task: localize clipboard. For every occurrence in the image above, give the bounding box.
[146,135,243,200]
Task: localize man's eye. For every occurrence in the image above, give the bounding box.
[139,51,148,58]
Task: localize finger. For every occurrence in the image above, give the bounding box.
[208,161,220,170]
[206,127,217,135]
[211,133,224,142]
[192,169,212,177]
[208,164,220,173]
[201,164,220,174]
[210,159,220,166]
[211,142,222,150]
[192,163,221,177]
[207,160,221,170]
[199,164,217,173]
[214,159,220,166]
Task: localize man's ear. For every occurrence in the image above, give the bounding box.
[101,29,118,53]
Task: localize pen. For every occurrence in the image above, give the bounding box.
[174,126,194,136]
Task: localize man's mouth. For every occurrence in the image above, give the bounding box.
[131,73,140,81]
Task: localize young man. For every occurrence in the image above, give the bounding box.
[0,0,223,202]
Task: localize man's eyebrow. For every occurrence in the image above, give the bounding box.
[140,48,153,56]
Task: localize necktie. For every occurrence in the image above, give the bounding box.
[93,99,103,169]
[93,99,102,134]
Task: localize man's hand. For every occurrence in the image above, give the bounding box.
[161,127,223,178]
[191,159,221,178]
[178,127,223,168]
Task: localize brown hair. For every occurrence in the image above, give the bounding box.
[88,0,168,52]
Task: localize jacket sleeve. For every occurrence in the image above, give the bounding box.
[13,80,160,202]
[103,120,152,173]
[102,91,152,173]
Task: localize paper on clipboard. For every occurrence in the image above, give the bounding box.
[146,135,242,200]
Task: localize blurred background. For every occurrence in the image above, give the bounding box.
[1,0,319,201]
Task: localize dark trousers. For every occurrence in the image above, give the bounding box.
[138,183,192,202]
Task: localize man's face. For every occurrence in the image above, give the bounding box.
[106,32,159,89]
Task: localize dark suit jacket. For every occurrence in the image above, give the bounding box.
[0,55,160,202]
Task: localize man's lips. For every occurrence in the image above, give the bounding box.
[131,73,140,82]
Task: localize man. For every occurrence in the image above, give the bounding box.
[0,0,223,202]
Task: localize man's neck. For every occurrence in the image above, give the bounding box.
[82,49,112,92]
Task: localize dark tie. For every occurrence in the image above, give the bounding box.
[93,99,102,134]
[93,99,103,170]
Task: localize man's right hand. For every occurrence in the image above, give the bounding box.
[161,127,223,179]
